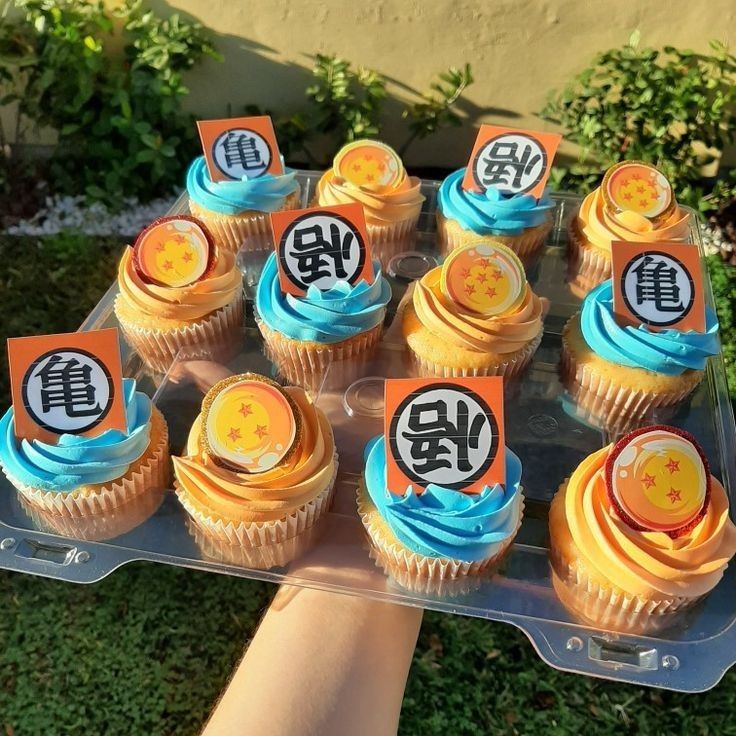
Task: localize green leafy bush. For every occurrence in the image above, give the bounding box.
[250,55,474,167]
[0,0,219,204]
[707,255,736,400]
[541,33,736,212]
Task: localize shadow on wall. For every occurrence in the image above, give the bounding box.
[148,0,522,173]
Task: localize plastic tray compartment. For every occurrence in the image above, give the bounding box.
[1,172,735,693]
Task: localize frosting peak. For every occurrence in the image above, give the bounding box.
[580,281,719,375]
[255,252,391,343]
[407,265,544,354]
[186,156,299,215]
[438,168,554,235]
[172,386,336,523]
[117,246,243,323]
[551,446,736,599]
[363,436,522,562]
[0,378,153,492]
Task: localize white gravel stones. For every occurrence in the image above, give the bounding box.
[6,194,178,237]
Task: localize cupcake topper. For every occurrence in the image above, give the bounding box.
[602,161,675,223]
[7,328,127,443]
[461,124,561,199]
[200,374,301,473]
[196,115,284,183]
[605,425,710,538]
[610,240,706,333]
[133,216,215,288]
[440,242,526,316]
[332,140,403,193]
[384,376,505,495]
[270,203,374,296]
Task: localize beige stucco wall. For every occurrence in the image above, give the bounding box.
[159,0,735,168]
[5,0,735,168]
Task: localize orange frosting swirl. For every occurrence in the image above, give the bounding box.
[553,446,736,599]
[172,387,336,523]
[408,266,543,354]
[316,168,424,226]
[117,247,242,321]
[577,187,690,252]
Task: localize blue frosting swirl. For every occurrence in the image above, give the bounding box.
[363,435,522,562]
[256,252,391,343]
[580,281,719,375]
[437,168,554,236]
[0,379,153,493]
[186,156,299,215]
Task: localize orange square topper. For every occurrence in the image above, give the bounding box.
[197,116,284,183]
[611,241,706,333]
[7,328,127,444]
[271,203,374,296]
[384,377,505,496]
[461,124,561,199]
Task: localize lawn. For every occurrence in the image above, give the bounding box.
[1,233,736,735]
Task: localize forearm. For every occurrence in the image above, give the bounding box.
[202,585,423,736]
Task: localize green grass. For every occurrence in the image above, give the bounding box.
[1,234,736,735]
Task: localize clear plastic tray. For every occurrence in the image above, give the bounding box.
[1,172,735,693]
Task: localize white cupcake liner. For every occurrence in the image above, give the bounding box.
[566,218,611,291]
[115,291,244,374]
[174,453,337,548]
[437,211,552,261]
[408,330,542,379]
[258,319,384,387]
[4,407,170,519]
[357,480,524,592]
[561,328,703,428]
[188,517,322,570]
[189,187,301,256]
[550,548,703,635]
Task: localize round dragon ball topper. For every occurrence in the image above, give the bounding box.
[200,374,301,474]
[133,216,214,288]
[333,140,403,193]
[602,161,674,222]
[604,425,710,538]
[440,242,526,316]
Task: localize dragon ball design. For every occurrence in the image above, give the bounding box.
[440,242,526,316]
[603,162,674,221]
[333,141,402,192]
[134,216,213,288]
[605,426,710,536]
[201,374,300,474]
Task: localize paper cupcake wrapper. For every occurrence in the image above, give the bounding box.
[19,486,165,542]
[174,453,337,548]
[258,319,384,389]
[566,218,611,292]
[357,480,523,594]
[4,407,170,519]
[366,216,420,269]
[561,331,703,428]
[408,330,542,379]
[189,187,301,256]
[437,211,552,262]
[187,516,322,570]
[116,291,244,374]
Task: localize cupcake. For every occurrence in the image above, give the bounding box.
[114,216,244,373]
[314,140,424,264]
[402,242,545,377]
[567,162,690,294]
[549,426,736,634]
[172,373,337,551]
[0,378,169,519]
[357,435,523,591]
[186,155,301,255]
[561,281,719,427]
[436,168,554,260]
[255,252,391,383]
